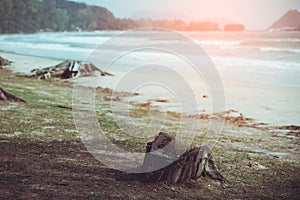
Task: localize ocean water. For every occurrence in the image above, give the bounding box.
[0,31,299,125]
[0,31,299,86]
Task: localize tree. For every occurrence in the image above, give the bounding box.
[0,0,223,33]
[76,8,97,30]
[53,9,69,31]
[23,0,40,33]
[0,0,13,33]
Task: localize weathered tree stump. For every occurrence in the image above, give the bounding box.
[0,86,26,102]
[140,132,226,186]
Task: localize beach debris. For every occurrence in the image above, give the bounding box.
[53,105,72,110]
[286,131,300,137]
[139,101,152,108]
[129,101,152,108]
[0,56,13,68]
[152,99,169,103]
[274,125,300,137]
[61,62,114,79]
[96,87,139,99]
[276,125,300,131]
[198,114,211,119]
[28,60,77,80]
[0,86,27,103]
[212,110,254,126]
[202,94,208,99]
[191,109,254,126]
[247,161,268,170]
[28,60,113,80]
[103,95,121,101]
[140,132,227,187]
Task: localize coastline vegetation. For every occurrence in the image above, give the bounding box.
[0,0,222,34]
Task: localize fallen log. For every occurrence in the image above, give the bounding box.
[0,86,26,102]
[30,60,114,80]
[30,60,74,80]
[140,132,226,186]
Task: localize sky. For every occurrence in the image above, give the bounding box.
[71,0,300,30]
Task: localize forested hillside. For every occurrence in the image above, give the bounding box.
[0,0,220,33]
[0,0,127,33]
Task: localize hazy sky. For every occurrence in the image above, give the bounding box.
[71,0,300,30]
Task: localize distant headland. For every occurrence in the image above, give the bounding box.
[269,10,300,31]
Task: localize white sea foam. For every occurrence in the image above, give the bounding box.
[256,38,300,43]
[260,46,300,54]
[197,40,241,48]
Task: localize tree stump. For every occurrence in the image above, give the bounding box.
[0,86,26,102]
[140,132,226,186]
[29,60,114,80]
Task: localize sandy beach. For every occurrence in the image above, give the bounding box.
[222,77,300,126]
[0,51,62,74]
[0,50,299,199]
[2,50,300,126]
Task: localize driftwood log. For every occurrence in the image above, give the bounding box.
[0,86,26,102]
[30,60,76,80]
[61,63,113,79]
[140,132,226,186]
[28,60,113,80]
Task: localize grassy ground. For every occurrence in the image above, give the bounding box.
[0,69,299,199]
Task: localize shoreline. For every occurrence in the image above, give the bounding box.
[3,49,300,87]
[0,51,63,73]
[1,50,300,126]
